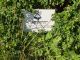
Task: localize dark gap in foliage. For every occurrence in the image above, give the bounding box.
[1,15,6,25]
[25,56,45,60]
[68,12,75,20]
[76,4,80,11]
[69,40,78,50]
[75,47,80,55]
[14,43,23,50]
[32,2,44,9]
[32,0,55,9]
[7,37,12,42]
[37,56,45,60]
[55,0,73,13]
[57,40,64,55]
[72,26,79,35]
[70,22,80,35]
[57,34,67,55]
[69,39,80,55]
[6,0,13,6]
[57,41,62,49]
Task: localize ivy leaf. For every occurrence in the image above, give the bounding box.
[45,32,52,40]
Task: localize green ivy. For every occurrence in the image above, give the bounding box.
[0,0,80,60]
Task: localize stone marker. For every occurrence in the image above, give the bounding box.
[22,9,55,32]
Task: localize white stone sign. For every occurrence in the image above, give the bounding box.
[22,9,55,32]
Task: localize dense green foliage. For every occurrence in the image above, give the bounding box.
[0,0,80,60]
[53,0,80,60]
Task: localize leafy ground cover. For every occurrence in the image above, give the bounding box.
[0,0,80,60]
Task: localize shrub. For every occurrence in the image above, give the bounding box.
[0,0,80,60]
